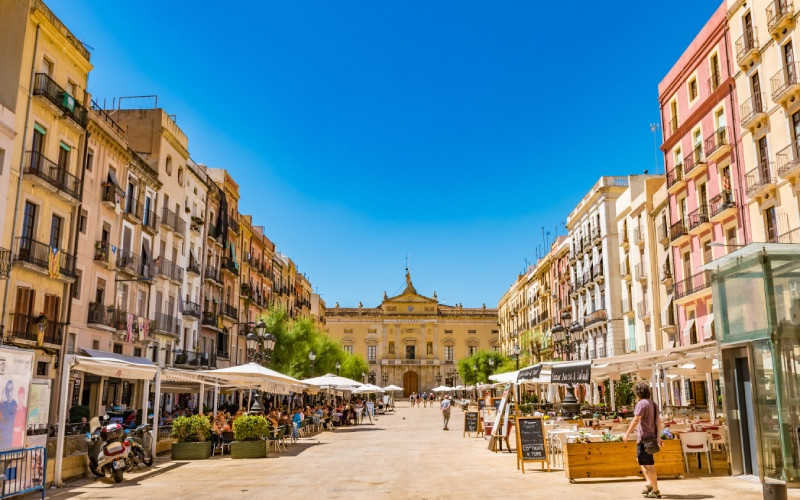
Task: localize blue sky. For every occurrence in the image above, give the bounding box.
[47,0,720,307]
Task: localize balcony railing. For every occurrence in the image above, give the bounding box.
[204,265,221,284]
[124,196,143,221]
[656,222,668,243]
[116,249,148,277]
[32,73,88,127]
[94,240,111,264]
[9,313,64,345]
[771,226,800,243]
[740,93,766,126]
[153,312,179,336]
[161,207,186,235]
[688,205,710,230]
[746,162,777,196]
[704,126,729,160]
[637,300,649,318]
[14,236,76,278]
[620,259,630,276]
[777,143,800,177]
[667,163,684,189]
[634,263,647,281]
[633,226,643,245]
[173,351,215,369]
[201,312,221,329]
[735,29,759,65]
[584,309,607,326]
[23,151,81,201]
[770,63,800,101]
[670,220,689,242]
[221,257,239,276]
[223,303,238,319]
[229,217,240,234]
[710,190,737,218]
[767,1,794,34]
[187,256,201,275]
[183,300,200,318]
[142,208,159,233]
[87,303,128,330]
[155,258,183,282]
[675,271,711,300]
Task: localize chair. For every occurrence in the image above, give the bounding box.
[269,426,286,452]
[679,431,712,474]
[219,431,234,456]
[707,429,727,455]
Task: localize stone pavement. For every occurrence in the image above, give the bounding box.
[36,402,800,499]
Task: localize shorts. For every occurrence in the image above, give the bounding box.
[637,442,655,466]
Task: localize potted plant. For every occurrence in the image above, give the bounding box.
[171,414,212,459]
[230,414,269,458]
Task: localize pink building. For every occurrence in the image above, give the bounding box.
[658,2,750,349]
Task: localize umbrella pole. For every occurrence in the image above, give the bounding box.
[198,381,205,415]
[213,382,219,416]
[247,387,252,412]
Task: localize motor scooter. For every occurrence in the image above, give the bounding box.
[86,415,130,483]
[125,421,154,471]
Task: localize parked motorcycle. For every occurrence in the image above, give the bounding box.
[125,422,154,471]
[85,415,130,483]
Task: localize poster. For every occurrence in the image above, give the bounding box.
[0,346,34,452]
[26,379,52,448]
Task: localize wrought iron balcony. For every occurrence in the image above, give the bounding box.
[153,312,179,337]
[9,313,64,345]
[685,145,707,178]
[656,222,668,245]
[14,236,76,278]
[142,208,159,234]
[584,309,607,327]
[201,312,222,330]
[688,205,711,232]
[223,302,238,319]
[87,303,128,330]
[23,151,81,202]
[740,93,767,130]
[155,258,183,283]
[710,190,737,220]
[101,183,117,205]
[777,143,800,178]
[633,226,644,246]
[183,300,200,318]
[675,271,711,300]
[704,126,730,162]
[32,73,88,128]
[221,257,239,276]
[94,240,110,264]
[735,29,759,68]
[767,0,794,38]
[204,265,222,285]
[173,351,215,369]
[620,259,631,279]
[161,207,186,236]
[637,300,650,319]
[670,220,689,244]
[666,163,685,192]
[634,263,647,282]
[116,249,147,277]
[187,256,201,275]
[229,216,240,234]
[124,196,143,221]
[746,162,777,198]
[770,63,800,104]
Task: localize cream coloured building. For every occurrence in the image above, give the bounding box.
[326,273,498,396]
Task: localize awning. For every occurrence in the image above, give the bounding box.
[77,348,158,379]
[197,362,307,395]
[703,313,715,340]
[107,169,122,190]
[489,369,519,383]
[517,364,542,383]
[550,361,591,384]
[682,318,696,342]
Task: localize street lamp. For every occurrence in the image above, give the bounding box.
[309,350,316,377]
[369,370,376,385]
[361,371,366,384]
[335,361,341,375]
[435,370,442,384]
[549,311,582,417]
[245,319,276,364]
[472,363,478,384]
[513,343,520,371]
[488,358,495,374]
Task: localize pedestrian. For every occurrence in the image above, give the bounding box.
[422,392,427,408]
[409,392,415,408]
[440,394,451,430]
[623,382,662,499]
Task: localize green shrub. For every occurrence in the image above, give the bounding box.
[232,415,269,442]
[69,405,90,423]
[171,415,212,443]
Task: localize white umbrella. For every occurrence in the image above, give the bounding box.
[197,362,306,394]
[593,383,601,405]
[353,384,383,393]
[431,386,451,392]
[301,373,363,390]
[382,384,403,392]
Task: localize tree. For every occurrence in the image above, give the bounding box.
[457,350,509,385]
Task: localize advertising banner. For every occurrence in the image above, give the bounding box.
[0,346,35,452]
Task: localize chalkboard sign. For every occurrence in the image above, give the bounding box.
[515,416,550,473]
[463,411,479,437]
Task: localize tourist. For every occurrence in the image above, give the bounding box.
[440,394,451,430]
[623,382,662,499]
[410,393,416,408]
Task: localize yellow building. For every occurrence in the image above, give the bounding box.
[0,0,92,416]
[325,273,498,396]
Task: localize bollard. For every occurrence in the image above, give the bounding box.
[762,481,788,500]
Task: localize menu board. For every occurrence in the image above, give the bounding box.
[463,411,478,436]
[515,416,549,473]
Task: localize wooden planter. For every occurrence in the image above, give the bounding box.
[563,440,684,481]
[231,440,268,459]
[171,441,212,460]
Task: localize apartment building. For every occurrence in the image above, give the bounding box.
[497,266,534,355]
[197,177,224,369]
[728,0,800,243]
[0,0,91,411]
[660,3,748,347]
[181,158,207,362]
[616,176,667,355]
[548,236,571,361]
[651,183,680,349]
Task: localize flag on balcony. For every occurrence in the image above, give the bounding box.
[126,313,133,343]
[143,318,150,339]
[48,247,60,279]
[138,317,145,342]
[217,315,223,329]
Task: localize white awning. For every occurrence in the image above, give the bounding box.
[703,313,715,340]
[682,318,696,342]
[75,348,158,379]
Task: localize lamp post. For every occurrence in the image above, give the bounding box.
[361,371,366,384]
[513,343,520,371]
[472,363,478,384]
[369,370,376,385]
[245,319,276,365]
[550,311,582,417]
[309,350,316,377]
[435,371,442,384]
[488,358,495,375]
[335,361,340,376]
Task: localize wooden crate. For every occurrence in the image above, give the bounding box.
[564,440,684,481]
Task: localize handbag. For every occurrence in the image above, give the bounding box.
[642,400,660,455]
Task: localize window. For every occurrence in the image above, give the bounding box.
[21,202,37,241]
[67,333,76,354]
[50,214,63,248]
[58,142,70,171]
[766,206,778,241]
[405,345,415,359]
[134,347,142,358]
[92,340,100,350]
[670,99,678,131]
[751,72,763,112]
[113,343,123,354]
[79,209,87,234]
[726,227,738,247]
[0,147,5,175]
[40,57,53,76]
[688,77,698,101]
[367,345,376,361]
[703,241,712,264]
[72,270,81,299]
[37,362,48,376]
[468,329,476,334]
[86,149,93,171]
[444,329,453,334]
[467,345,477,357]
[710,53,720,91]
[344,345,353,355]
[165,155,172,176]
[444,345,453,361]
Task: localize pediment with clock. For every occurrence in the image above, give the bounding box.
[380,271,438,315]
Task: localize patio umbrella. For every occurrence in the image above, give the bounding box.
[353,384,383,393]
[301,373,363,390]
[382,384,403,392]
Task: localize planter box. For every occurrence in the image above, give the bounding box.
[171,441,212,460]
[564,440,684,481]
[231,440,267,459]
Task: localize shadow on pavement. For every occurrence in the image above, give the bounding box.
[330,427,385,433]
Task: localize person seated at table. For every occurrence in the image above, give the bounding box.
[213,411,231,433]
[266,409,279,429]
[279,410,291,428]
[291,408,303,439]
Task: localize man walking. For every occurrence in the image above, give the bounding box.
[440,394,451,430]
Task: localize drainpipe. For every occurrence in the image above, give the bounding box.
[0,24,40,344]
[723,20,750,244]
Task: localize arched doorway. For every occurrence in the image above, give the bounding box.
[403,371,418,397]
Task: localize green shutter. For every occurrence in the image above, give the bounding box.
[60,141,70,151]
[33,123,46,135]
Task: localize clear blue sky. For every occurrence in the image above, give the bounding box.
[47,0,720,308]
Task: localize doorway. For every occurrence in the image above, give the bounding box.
[721,346,759,476]
[403,371,418,398]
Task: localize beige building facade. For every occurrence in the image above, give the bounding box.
[326,273,498,396]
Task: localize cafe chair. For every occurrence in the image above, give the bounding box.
[706,429,727,456]
[269,426,287,452]
[219,431,234,456]
[680,431,712,474]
